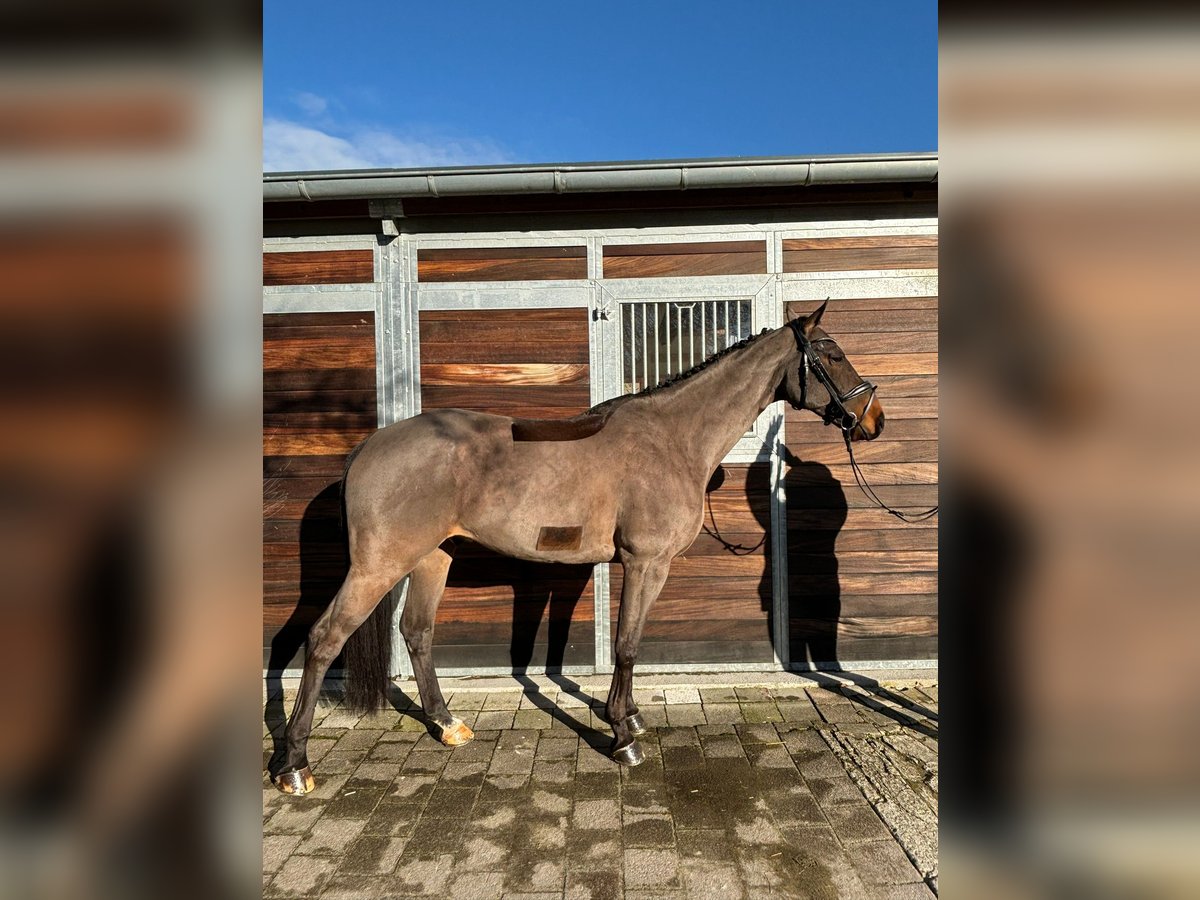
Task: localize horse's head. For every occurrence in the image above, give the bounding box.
[781,300,885,442]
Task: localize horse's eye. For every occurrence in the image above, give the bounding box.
[829,351,844,363]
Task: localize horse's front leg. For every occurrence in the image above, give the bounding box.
[605,552,671,765]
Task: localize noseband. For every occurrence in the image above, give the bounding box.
[798,334,877,438]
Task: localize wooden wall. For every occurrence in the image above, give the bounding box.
[610,463,776,666]
[418,246,586,282]
[263,249,377,669]
[418,306,597,670]
[603,240,766,278]
[783,253,938,664]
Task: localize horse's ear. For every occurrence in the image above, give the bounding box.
[799,299,828,335]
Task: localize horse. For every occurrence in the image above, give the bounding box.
[273,300,884,794]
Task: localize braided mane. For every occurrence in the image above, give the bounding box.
[588,326,774,415]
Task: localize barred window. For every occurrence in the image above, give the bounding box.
[619,298,753,394]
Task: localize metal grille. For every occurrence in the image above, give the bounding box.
[620,299,753,393]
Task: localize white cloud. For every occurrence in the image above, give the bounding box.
[291,91,328,117]
[263,117,513,173]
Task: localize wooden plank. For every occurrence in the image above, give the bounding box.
[263,389,377,416]
[788,528,937,554]
[432,642,595,668]
[637,620,775,643]
[418,256,587,282]
[264,453,350,478]
[419,246,586,260]
[264,311,374,329]
[791,615,938,638]
[786,296,938,314]
[418,318,587,345]
[784,440,938,465]
[782,236,938,273]
[832,331,938,355]
[263,250,373,285]
[787,506,942,531]
[420,341,590,365]
[263,410,377,430]
[785,483,937,510]
[263,429,372,457]
[419,363,589,386]
[833,594,939,618]
[677,533,768,557]
[432,586,599,613]
[785,416,937,442]
[873,397,938,420]
[633,639,775,664]
[262,323,376,342]
[790,573,939,596]
[789,551,938,574]
[264,368,376,393]
[264,336,376,370]
[787,462,939,485]
[784,236,938,251]
[420,384,591,411]
[790,634,937,663]
[869,375,939,397]
[788,305,938,334]
[604,248,767,278]
[420,308,585,323]
[604,241,766,256]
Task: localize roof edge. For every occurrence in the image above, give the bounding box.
[262,152,937,203]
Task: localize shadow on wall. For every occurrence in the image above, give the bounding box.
[264,481,350,768]
[780,446,848,668]
[445,543,602,739]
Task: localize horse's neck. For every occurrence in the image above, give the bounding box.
[649,327,795,473]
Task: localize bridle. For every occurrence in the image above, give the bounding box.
[798,332,878,438]
[796,325,939,524]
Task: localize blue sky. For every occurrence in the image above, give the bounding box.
[264,1,937,172]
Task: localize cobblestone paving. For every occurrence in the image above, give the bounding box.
[264,679,938,899]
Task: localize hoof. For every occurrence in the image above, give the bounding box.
[612,740,645,767]
[439,718,474,747]
[625,712,647,735]
[275,766,315,796]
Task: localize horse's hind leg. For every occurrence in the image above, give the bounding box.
[275,565,399,794]
[400,546,472,746]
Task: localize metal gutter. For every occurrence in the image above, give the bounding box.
[262,153,937,203]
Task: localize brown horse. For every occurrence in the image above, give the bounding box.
[274,301,884,794]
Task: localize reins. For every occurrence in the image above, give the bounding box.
[841,429,939,523]
[702,489,767,556]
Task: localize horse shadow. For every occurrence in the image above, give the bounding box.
[444,548,605,742]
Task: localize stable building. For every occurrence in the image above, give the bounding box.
[263,153,938,680]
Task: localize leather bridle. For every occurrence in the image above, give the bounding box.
[798,333,878,439]
[796,326,939,524]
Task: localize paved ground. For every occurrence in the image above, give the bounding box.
[263,676,938,899]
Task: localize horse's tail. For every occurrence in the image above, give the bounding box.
[338,436,396,712]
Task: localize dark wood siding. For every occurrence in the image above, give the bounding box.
[263,250,374,285]
[419,309,592,419]
[418,246,587,282]
[603,240,767,278]
[264,310,377,668]
[609,463,776,665]
[782,235,937,273]
[419,307,596,669]
[785,289,938,665]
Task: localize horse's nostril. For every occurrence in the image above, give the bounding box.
[875,411,885,435]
